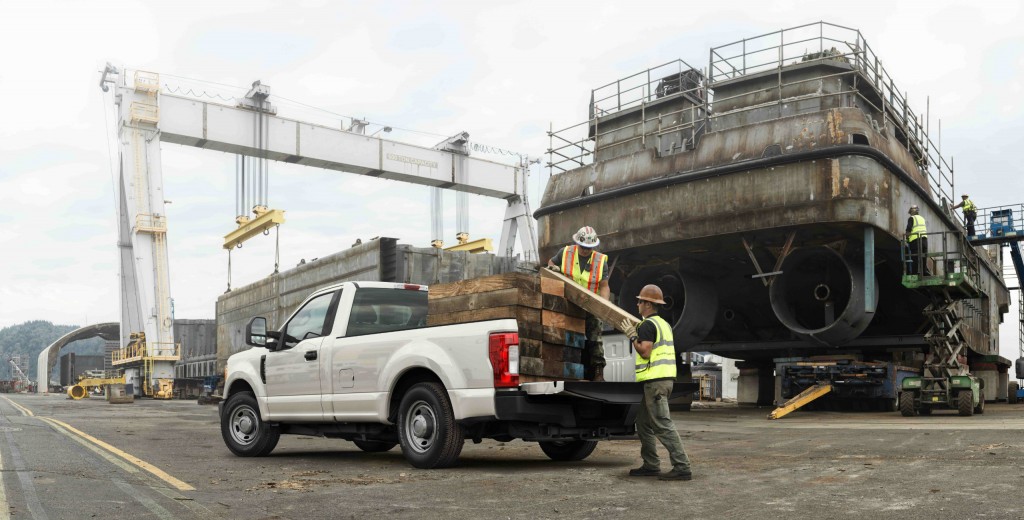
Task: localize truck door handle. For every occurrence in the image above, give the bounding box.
[304,351,318,361]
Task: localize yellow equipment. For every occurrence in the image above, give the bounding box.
[67,373,126,400]
[768,383,833,420]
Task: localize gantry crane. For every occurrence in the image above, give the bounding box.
[98,65,537,397]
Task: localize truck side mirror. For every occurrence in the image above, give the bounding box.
[246,317,269,348]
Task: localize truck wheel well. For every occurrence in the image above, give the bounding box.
[388,368,444,423]
[226,379,254,398]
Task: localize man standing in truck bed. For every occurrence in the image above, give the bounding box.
[547,225,610,382]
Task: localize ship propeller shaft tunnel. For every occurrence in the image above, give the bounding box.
[769,246,878,346]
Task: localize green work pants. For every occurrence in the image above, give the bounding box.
[636,379,690,472]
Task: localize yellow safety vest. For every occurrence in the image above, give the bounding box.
[635,315,677,382]
[559,245,607,293]
[963,199,976,213]
[908,215,927,243]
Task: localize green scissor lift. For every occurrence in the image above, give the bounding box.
[899,231,986,416]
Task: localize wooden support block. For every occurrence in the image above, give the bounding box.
[541,293,586,318]
[428,287,541,314]
[540,343,565,362]
[520,357,544,376]
[542,309,585,333]
[519,338,542,359]
[563,347,582,364]
[428,272,539,299]
[540,268,639,333]
[563,362,584,380]
[428,306,542,342]
[540,276,564,297]
[564,331,586,349]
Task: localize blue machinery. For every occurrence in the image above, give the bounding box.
[967,204,1024,401]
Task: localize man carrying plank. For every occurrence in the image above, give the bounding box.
[547,225,610,382]
[621,284,693,481]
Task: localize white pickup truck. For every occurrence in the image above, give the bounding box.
[219,281,692,468]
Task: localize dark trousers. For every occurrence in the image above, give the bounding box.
[908,237,929,276]
[965,211,977,236]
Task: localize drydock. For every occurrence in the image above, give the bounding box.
[536,23,1012,406]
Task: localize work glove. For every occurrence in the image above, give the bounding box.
[545,265,560,272]
[619,318,638,343]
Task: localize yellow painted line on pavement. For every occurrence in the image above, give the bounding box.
[0,432,10,520]
[1,398,33,417]
[39,418,195,492]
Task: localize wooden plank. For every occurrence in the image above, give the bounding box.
[540,276,565,297]
[520,357,545,376]
[427,287,541,314]
[540,268,639,333]
[563,362,584,380]
[563,346,582,364]
[519,338,542,359]
[542,327,585,348]
[541,293,586,318]
[542,309,585,333]
[540,343,565,362]
[427,272,538,299]
[428,305,540,326]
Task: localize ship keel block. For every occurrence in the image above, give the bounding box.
[769,245,878,346]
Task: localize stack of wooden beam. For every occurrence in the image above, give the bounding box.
[426,272,588,381]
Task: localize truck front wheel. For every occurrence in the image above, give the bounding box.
[397,382,464,469]
[899,392,917,417]
[221,391,280,457]
[539,440,598,461]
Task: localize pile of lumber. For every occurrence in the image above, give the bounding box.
[426,272,588,381]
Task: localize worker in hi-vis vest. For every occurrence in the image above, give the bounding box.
[952,193,977,237]
[905,205,930,276]
[547,226,610,381]
[620,284,692,481]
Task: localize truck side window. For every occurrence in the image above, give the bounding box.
[282,291,337,348]
[346,288,427,337]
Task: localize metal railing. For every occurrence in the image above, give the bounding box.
[901,231,981,287]
[965,204,1024,240]
[547,22,957,210]
[111,341,180,365]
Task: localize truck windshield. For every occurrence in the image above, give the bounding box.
[346,288,428,337]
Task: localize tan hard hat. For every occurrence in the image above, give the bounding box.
[962,194,969,198]
[908,205,919,215]
[637,284,666,304]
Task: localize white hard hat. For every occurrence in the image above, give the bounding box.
[573,226,600,248]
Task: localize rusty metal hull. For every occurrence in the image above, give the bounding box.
[538,108,1008,361]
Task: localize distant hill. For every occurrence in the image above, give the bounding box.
[0,321,105,381]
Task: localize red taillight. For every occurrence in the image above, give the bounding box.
[488,332,520,388]
[403,284,423,291]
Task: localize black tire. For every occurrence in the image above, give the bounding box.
[538,440,599,461]
[221,391,280,457]
[1009,382,1020,404]
[353,440,397,452]
[958,390,974,417]
[899,392,917,417]
[974,390,985,415]
[397,382,464,469]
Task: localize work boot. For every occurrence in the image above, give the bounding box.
[592,366,605,382]
[628,466,660,477]
[658,469,693,481]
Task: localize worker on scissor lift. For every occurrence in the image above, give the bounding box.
[906,205,930,276]
[547,226,610,381]
[952,193,978,236]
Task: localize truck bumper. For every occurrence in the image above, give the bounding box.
[493,382,697,434]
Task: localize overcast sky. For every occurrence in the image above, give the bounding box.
[2,0,1023,359]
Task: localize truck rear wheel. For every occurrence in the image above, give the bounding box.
[353,440,397,452]
[538,440,598,461]
[221,391,280,457]
[957,390,974,417]
[397,382,464,469]
[899,392,917,417]
[1009,382,1019,404]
